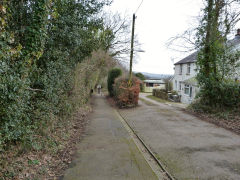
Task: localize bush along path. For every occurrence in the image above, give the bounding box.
[0,0,117,178]
[0,50,114,179]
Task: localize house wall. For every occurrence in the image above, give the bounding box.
[173,63,197,90]
[180,85,200,104]
[172,63,198,104]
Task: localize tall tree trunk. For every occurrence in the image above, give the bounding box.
[204,0,214,77]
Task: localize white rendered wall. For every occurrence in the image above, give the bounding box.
[172,63,198,104]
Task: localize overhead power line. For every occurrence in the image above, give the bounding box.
[135,0,144,14]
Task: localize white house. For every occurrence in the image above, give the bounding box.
[173,29,240,104]
[173,52,199,104]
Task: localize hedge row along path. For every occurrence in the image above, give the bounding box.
[61,95,165,180]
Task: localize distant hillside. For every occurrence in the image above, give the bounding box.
[135,72,173,80]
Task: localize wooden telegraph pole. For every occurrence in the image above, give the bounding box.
[128,13,136,87]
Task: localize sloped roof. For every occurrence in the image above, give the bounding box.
[174,35,240,65]
[174,52,198,65]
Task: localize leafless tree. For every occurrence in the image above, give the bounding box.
[166,0,240,56]
[101,12,141,64]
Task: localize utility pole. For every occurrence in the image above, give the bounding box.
[128,13,136,87]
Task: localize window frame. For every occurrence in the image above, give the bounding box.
[184,84,190,95]
[179,64,183,75]
[189,86,193,97]
[187,63,191,75]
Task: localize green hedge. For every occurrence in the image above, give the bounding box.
[107,68,122,97]
[196,80,240,109]
[152,89,168,100]
[0,0,110,151]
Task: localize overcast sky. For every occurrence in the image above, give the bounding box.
[107,0,203,74]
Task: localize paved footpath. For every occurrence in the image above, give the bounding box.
[62,95,158,180]
[119,93,240,180]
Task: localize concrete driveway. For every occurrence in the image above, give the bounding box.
[118,94,240,180]
[62,95,158,180]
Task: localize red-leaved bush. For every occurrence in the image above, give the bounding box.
[113,77,140,108]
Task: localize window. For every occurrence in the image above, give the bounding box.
[146,83,153,87]
[175,80,177,90]
[187,63,191,74]
[179,83,181,91]
[179,64,183,74]
[190,87,193,97]
[184,84,190,95]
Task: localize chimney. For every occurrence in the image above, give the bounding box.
[236,29,240,36]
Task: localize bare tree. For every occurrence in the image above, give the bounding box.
[166,28,197,53]
[100,12,141,63]
[166,0,240,53]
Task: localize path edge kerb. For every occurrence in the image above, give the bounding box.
[114,109,176,180]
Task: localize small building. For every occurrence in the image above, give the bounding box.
[143,79,165,93]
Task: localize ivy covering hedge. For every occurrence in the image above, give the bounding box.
[0,0,112,151]
[107,68,122,97]
[194,0,240,110]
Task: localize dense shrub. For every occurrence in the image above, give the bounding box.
[113,77,140,108]
[195,1,240,110]
[152,89,168,100]
[0,0,110,151]
[195,81,240,110]
[73,50,115,107]
[107,68,122,96]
